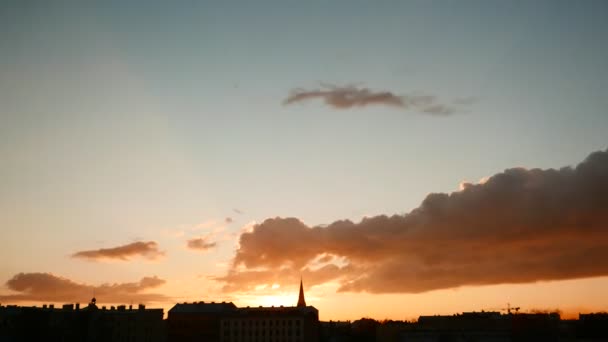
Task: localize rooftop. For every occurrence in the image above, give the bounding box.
[169,301,238,314]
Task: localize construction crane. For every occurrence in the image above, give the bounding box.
[485,303,520,314]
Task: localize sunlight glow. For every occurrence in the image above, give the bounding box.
[255,294,297,307]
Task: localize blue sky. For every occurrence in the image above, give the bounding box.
[1,1,607,318]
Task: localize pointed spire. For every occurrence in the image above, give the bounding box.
[297,277,306,307]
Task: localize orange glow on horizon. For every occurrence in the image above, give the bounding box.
[253,294,298,308]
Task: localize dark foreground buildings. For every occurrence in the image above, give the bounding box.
[322,311,608,342]
[2,283,607,342]
[0,298,164,342]
[168,280,320,342]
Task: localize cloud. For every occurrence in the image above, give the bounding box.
[193,220,222,231]
[218,264,350,293]
[452,96,479,106]
[219,149,608,294]
[187,237,217,252]
[225,217,234,224]
[0,273,169,303]
[72,241,164,261]
[283,84,462,115]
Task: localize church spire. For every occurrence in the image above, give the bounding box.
[297,277,306,307]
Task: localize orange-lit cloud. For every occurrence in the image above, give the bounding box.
[72,241,164,261]
[220,149,608,293]
[0,273,169,303]
[283,84,459,115]
[187,237,217,252]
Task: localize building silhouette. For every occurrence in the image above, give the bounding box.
[371,312,588,342]
[168,279,319,342]
[0,298,164,342]
[168,301,238,342]
[2,289,607,341]
[577,313,608,340]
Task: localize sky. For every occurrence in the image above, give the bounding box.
[1,0,608,320]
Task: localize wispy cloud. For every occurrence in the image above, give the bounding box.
[186,237,217,252]
[72,241,164,261]
[0,273,169,303]
[452,96,479,106]
[283,84,464,115]
[219,149,608,293]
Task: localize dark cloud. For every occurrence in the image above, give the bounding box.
[283,84,461,115]
[72,241,164,261]
[225,217,234,224]
[233,208,244,215]
[220,149,608,293]
[0,273,169,303]
[187,237,217,252]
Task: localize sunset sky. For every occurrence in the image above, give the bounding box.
[1,1,608,320]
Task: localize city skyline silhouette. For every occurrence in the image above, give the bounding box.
[1,0,608,332]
